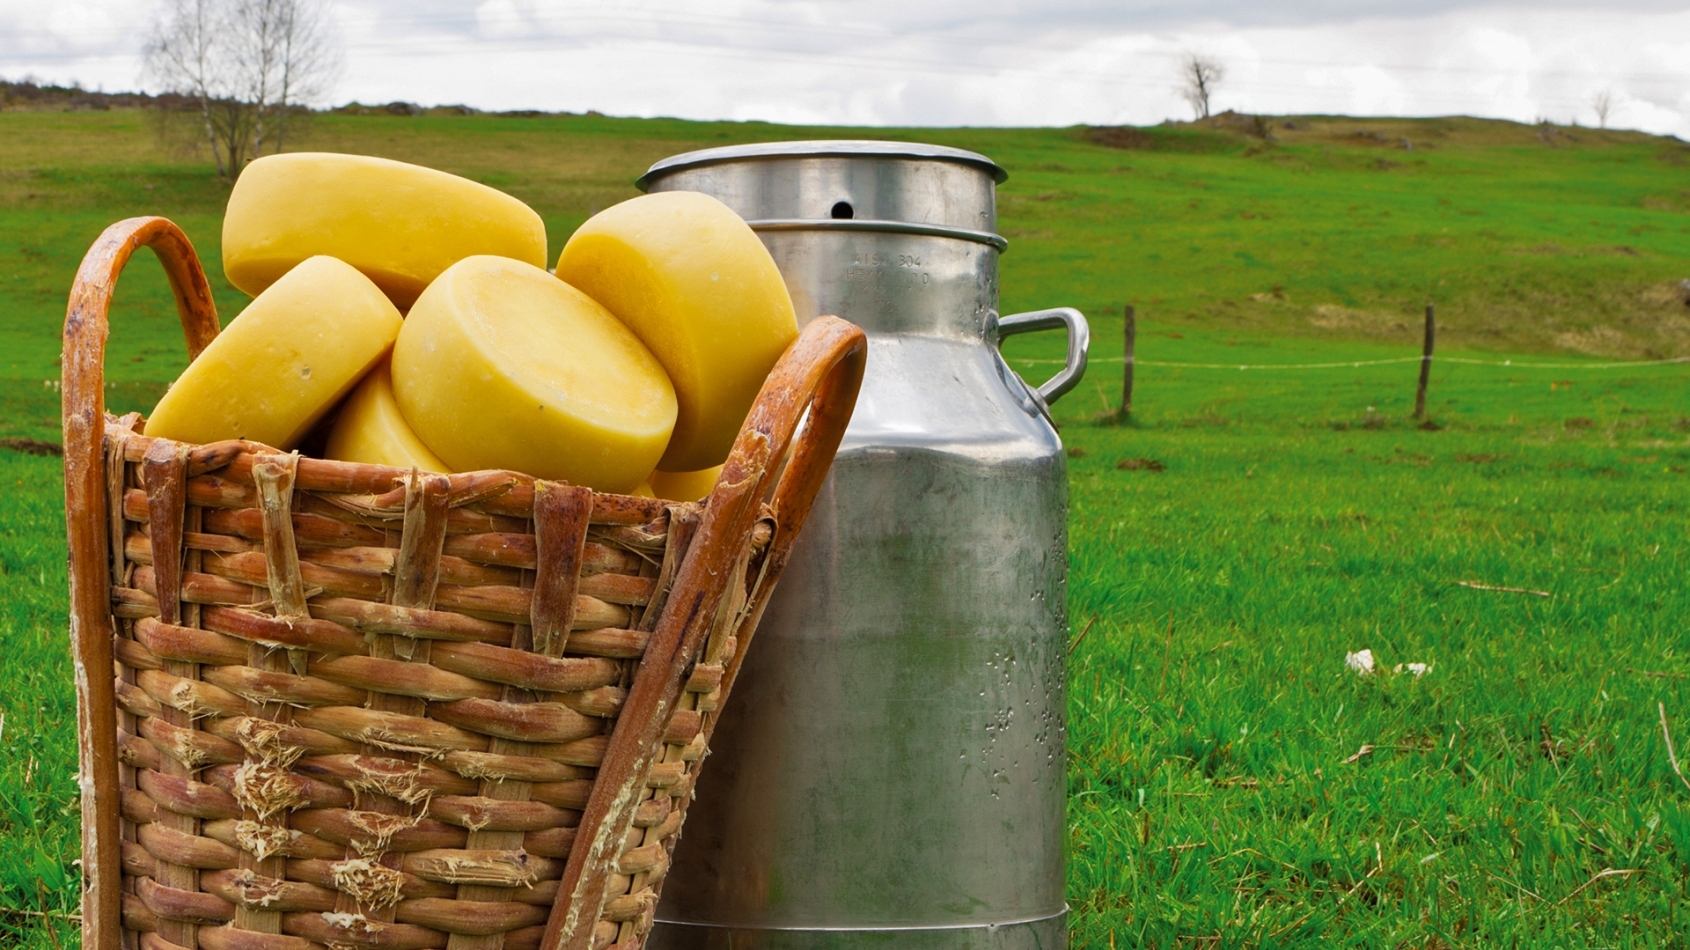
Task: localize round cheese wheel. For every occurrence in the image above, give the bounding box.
[324,360,449,473]
[391,255,676,491]
[648,465,723,502]
[146,256,402,449]
[223,152,547,309]
[555,192,798,471]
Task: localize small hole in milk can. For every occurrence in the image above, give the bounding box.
[830,200,854,219]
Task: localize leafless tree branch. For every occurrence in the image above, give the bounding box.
[1179,53,1224,121]
[144,0,339,177]
[1591,90,1614,130]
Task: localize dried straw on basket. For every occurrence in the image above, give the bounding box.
[61,217,866,950]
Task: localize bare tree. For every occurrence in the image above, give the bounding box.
[1591,89,1614,130]
[145,0,338,177]
[1179,53,1224,120]
[239,0,337,156]
[145,0,229,173]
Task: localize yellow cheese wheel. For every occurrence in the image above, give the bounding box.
[223,152,548,309]
[324,360,449,473]
[648,465,723,502]
[146,256,401,449]
[554,192,798,471]
[391,255,676,491]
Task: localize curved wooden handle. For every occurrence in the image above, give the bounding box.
[544,316,866,950]
[62,216,219,950]
[711,316,865,695]
[721,315,866,552]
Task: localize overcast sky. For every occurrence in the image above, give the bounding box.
[4,0,1689,136]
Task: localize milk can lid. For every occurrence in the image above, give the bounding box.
[636,139,1009,191]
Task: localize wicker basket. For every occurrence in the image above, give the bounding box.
[62,217,866,950]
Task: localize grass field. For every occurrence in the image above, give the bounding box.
[1056,337,1690,946]
[0,107,1687,947]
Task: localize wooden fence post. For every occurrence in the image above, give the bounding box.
[1120,304,1136,421]
[1413,304,1435,420]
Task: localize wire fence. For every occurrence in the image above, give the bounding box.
[1007,354,1690,371]
[1007,303,1689,421]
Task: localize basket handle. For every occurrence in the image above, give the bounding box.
[62,216,220,950]
[544,315,866,950]
[706,316,865,703]
[718,314,866,573]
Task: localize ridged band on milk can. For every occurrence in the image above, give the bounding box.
[641,141,1088,950]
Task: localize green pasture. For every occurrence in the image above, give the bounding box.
[1054,344,1690,947]
[0,107,1688,946]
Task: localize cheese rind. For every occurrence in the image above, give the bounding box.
[648,466,723,502]
[391,255,677,491]
[555,192,798,471]
[324,360,449,473]
[223,152,547,309]
[146,256,402,449]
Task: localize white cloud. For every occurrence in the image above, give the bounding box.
[2,0,1688,136]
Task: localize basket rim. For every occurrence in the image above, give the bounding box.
[103,423,682,524]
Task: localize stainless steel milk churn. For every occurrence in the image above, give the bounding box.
[640,142,1088,949]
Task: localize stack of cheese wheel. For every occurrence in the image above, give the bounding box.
[390,255,678,491]
[146,255,403,448]
[222,152,549,309]
[148,151,800,498]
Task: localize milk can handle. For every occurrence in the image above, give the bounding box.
[997,307,1090,405]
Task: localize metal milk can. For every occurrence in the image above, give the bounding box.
[640,141,1088,949]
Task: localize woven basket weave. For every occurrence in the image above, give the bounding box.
[62,217,866,950]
